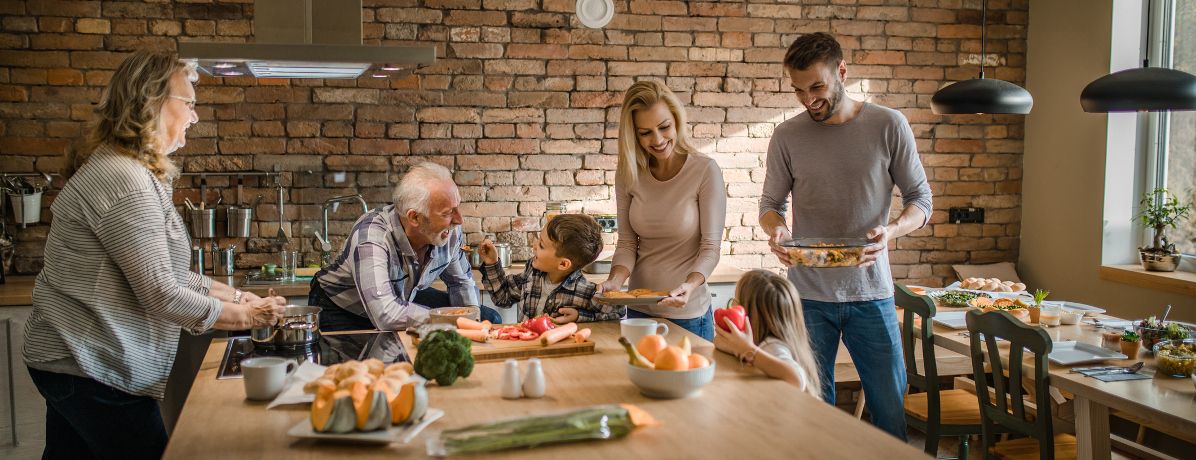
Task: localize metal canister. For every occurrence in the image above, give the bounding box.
[214,245,236,276]
[187,208,217,239]
[494,242,512,268]
[190,246,205,274]
[226,206,253,238]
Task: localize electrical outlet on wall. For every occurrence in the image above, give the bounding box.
[949,207,985,224]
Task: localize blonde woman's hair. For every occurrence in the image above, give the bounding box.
[735,269,823,396]
[66,50,198,181]
[616,80,696,187]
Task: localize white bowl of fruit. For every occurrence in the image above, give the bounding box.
[619,335,714,399]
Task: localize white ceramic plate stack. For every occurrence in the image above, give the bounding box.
[576,0,614,28]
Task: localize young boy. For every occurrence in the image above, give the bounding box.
[478,214,624,323]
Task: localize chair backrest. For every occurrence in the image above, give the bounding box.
[965,309,1055,459]
[895,283,939,393]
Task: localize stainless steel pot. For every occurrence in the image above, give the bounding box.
[494,242,511,268]
[252,305,321,347]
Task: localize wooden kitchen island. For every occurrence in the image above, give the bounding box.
[164,321,925,459]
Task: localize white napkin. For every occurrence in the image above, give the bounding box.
[1084,318,1134,329]
[267,361,327,409]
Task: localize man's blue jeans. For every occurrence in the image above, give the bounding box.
[802,297,908,440]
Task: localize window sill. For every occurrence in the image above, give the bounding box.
[1098,264,1196,297]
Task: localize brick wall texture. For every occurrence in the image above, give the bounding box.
[0,0,1027,287]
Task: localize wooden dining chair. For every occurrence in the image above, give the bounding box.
[897,284,987,459]
[965,310,1077,460]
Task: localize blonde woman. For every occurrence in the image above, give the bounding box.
[714,270,822,396]
[599,80,727,341]
[24,50,284,459]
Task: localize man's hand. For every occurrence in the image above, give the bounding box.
[858,225,891,268]
[768,226,794,267]
[551,307,579,325]
[478,238,498,265]
[596,278,622,294]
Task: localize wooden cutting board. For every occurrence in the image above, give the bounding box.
[403,329,596,363]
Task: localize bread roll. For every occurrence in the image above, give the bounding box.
[303,377,336,395]
[363,358,385,377]
[384,362,414,375]
[1011,283,1026,292]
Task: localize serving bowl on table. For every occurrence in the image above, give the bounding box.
[626,361,715,399]
[427,306,480,325]
[1154,339,1196,377]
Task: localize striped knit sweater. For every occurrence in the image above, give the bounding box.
[23,146,221,399]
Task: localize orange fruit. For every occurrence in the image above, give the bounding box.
[687,354,710,369]
[654,346,689,371]
[636,334,668,362]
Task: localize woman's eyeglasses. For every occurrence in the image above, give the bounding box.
[169,95,196,111]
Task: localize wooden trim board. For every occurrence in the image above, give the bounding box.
[1098,264,1196,297]
[407,332,595,363]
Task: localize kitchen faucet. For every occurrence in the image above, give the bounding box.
[317,194,370,265]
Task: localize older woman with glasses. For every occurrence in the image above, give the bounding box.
[23,50,285,459]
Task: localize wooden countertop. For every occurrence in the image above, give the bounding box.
[2,263,747,307]
[0,275,35,306]
[163,321,924,459]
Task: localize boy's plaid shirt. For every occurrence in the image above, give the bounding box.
[480,261,625,322]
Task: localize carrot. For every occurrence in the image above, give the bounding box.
[457,328,489,343]
[540,322,578,347]
[573,328,592,343]
[457,317,489,331]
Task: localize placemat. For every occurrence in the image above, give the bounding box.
[1092,372,1152,382]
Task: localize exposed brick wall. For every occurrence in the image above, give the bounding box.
[0,0,1027,287]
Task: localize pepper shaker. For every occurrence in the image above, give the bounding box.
[522,358,545,398]
[500,359,522,399]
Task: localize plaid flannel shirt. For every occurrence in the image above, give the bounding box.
[480,261,624,322]
[314,204,478,330]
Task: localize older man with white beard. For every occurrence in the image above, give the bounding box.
[310,162,488,331]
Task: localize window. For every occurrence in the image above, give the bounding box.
[1150,0,1195,256]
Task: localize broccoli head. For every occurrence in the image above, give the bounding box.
[414,329,475,386]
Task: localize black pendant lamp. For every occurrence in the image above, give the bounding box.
[1080,0,1196,112]
[931,1,1033,115]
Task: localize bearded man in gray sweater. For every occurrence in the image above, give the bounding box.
[758,32,933,441]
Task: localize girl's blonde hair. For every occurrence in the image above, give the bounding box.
[66,50,198,182]
[735,269,823,396]
[616,80,696,187]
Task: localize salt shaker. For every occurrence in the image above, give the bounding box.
[500,359,522,399]
[522,358,545,398]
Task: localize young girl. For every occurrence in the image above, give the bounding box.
[714,269,822,396]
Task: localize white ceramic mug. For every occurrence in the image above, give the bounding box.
[242,357,297,401]
[621,318,669,345]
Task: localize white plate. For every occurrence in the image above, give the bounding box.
[288,408,444,445]
[932,311,969,330]
[1048,341,1127,366]
[576,0,614,28]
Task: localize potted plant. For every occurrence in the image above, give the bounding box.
[1028,289,1049,323]
[1120,330,1142,358]
[1134,188,1192,272]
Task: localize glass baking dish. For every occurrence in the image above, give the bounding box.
[779,237,871,268]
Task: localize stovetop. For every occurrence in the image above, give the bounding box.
[216,331,409,379]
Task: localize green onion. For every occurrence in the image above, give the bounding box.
[430,405,637,455]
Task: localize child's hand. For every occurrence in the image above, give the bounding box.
[714,316,756,358]
[550,307,579,324]
[657,282,695,308]
[478,238,498,265]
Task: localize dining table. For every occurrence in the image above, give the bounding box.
[163,320,927,459]
[901,304,1196,460]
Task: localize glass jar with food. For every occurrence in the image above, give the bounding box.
[1154,339,1196,377]
[779,237,870,268]
[1101,330,1124,351]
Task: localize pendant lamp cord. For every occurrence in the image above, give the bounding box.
[979,0,987,79]
[1144,0,1152,67]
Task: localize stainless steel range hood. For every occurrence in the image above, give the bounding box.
[179,0,435,79]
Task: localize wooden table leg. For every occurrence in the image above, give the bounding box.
[1074,395,1111,460]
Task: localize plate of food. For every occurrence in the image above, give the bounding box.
[928,290,991,308]
[947,278,1027,295]
[596,289,671,306]
[288,408,443,445]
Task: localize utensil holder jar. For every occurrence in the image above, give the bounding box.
[188,208,217,239]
